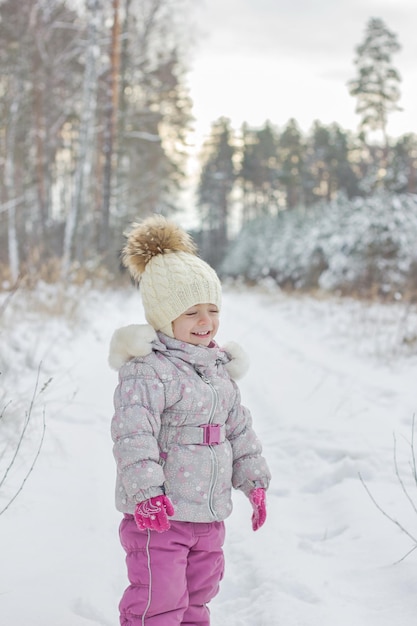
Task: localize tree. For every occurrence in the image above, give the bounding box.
[0,0,194,280]
[99,0,121,256]
[108,0,193,235]
[348,17,402,148]
[329,124,361,199]
[62,0,101,278]
[2,77,21,284]
[0,0,84,280]
[197,118,235,268]
[385,134,417,193]
[277,119,305,209]
[304,122,333,205]
[305,122,359,204]
[240,121,281,220]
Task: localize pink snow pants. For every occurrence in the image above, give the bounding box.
[119,515,225,626]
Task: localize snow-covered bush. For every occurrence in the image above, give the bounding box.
[222,192,417,297]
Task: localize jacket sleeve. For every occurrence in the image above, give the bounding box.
[226,381,271,497]
[111,359,166,503]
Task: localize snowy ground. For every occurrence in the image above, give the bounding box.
[1,284,417,626]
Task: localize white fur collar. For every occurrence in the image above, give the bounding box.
[221,341,249,380]
[108,324,157,370]
[108,324,249,379]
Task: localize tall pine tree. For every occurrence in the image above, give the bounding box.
[348,17,401,148]
[197,117,235,269]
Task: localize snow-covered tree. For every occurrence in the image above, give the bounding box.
[222,192,417,298]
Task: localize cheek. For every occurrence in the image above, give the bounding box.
[172,319,192,340]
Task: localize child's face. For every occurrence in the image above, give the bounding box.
[172,303,220,346]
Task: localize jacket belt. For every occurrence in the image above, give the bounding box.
[164,424,225,446]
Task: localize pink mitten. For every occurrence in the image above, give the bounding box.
[249,488,267,531]
[134,495,175,533]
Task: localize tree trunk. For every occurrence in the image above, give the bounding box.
[99,0,121,256]
[61,0,99,278]
[4,86,20,284]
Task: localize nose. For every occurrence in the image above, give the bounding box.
[197,312,210,325]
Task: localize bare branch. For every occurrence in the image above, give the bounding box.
[393,543,417,565]
[124,130,161,142]
[0,195,25,216]
[359,416,417,563]
[358,472,417,544]
[393,432,417,516]
[0,408,46,516]
[0,362,51,516]
[0,400,12,421]
[0,275,22,317]
[411,413,417,484]
[0,363,43,491]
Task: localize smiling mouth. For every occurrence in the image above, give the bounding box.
[193,330,211,336]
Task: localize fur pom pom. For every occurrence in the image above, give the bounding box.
[108,324,157,370]
[122,215,197,282]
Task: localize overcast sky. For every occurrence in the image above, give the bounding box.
[187,0,417,147]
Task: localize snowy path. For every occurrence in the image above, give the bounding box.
[1,287,417,625]
[215,290,417,626]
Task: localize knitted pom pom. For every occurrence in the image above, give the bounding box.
[122,215,197,281]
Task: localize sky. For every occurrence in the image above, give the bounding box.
[187,0,417,148]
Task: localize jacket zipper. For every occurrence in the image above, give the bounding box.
[196,369,219,519]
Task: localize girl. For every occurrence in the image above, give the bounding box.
[109,215,271,626]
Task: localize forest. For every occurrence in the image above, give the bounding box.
[0,1,416,298]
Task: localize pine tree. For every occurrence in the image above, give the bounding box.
[305,122,359,204]
[240,121,281,220]
[197,118,235,269]
[385,134,417,193]
[348,17,402,147]
[277,119,305,209]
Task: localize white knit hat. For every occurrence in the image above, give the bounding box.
[122,215,222,337]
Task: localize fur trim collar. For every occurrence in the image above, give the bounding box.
[108,324,249,380]
[108,324,157,370]
[222,341,250,380]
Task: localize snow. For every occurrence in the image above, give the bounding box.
[1,284,417,625]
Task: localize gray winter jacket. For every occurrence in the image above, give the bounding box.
[109,324,271,523]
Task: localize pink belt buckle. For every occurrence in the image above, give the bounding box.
[201,424,222,445]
